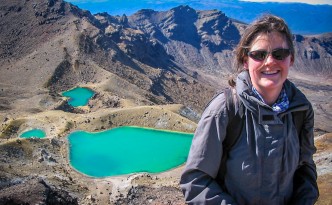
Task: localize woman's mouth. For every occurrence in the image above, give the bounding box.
[262,70,279,75]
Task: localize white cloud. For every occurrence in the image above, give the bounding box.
[240,0,332,5]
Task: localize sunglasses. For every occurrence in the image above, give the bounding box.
[247,48,291,61]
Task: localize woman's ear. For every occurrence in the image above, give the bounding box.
[290,55,294,66]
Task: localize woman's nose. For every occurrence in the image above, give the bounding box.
[264,54,276,65]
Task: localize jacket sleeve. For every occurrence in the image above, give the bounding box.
[290,104,319,205]
[180,94,237,205]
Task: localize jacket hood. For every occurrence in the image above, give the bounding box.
[235,70,261,114]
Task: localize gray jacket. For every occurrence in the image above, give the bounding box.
[180,71,318,205]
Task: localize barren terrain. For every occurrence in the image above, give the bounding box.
[0,0,331,204]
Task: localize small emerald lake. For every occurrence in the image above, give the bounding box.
[20,129,46,138]
[68,126,193,177]
[62,87,95,107]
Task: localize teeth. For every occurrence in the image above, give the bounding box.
[262,71,278,75]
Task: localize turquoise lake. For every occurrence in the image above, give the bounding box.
[68,126,193,177]
[20,129,46,138]
[62,87,95,107]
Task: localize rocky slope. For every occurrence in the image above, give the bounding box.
[0,0,331,204]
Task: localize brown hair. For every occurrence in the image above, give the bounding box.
[229,14,295,86]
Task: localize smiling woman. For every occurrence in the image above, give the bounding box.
[245,31,293,105]
[180,14,319,205]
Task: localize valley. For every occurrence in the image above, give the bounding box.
[0,0,331,204]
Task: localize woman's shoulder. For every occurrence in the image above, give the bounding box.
[202,90,228,117]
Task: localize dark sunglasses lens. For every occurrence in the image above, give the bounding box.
[249,51,267,61]
[272,49,290,60]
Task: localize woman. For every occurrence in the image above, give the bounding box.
[180,14,319,205]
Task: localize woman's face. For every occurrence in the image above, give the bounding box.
[244,31,293,95]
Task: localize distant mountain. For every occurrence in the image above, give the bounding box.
[0,0,331,114]
[68,0,332,35]
[216,1,332,35]
[96,5,332,80]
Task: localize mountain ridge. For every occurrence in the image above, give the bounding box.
[1,0,331,118]
[67,0,332,35]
